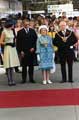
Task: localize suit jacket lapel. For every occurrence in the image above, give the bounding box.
[65,29,71,36]
[59,31,64,37]
[23,28,29,34]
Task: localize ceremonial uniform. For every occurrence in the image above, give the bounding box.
[53,29,77,82]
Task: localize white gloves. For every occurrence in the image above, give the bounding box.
[37,54,40,62]
[70,46,73,49]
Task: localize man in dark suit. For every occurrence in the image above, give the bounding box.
[53,21,77,83]
[17,18,37,83]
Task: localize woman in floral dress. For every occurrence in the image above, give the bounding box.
[37,25,55,84]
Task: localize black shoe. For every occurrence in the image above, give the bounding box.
[30,80,36,83]
[20,81,26,84]
[15,67,21,73]
[8,83,13,86]
[12,83,16,86]
[8,82,16,86]
[60,81,66,83]
[15,70,21,73]
[68,81,73,83]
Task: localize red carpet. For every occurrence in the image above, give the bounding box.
[0,89,79,108]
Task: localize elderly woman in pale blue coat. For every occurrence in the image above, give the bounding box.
[36,25,55,84]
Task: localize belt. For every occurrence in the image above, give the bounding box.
[5,43,15,47]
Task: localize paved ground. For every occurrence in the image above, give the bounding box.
[0,62,79,90]
[0,62,79,120]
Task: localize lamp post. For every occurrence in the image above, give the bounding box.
[9,0,11,9]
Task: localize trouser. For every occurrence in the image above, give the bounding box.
[22,65,34,82]
[60,56,74,82]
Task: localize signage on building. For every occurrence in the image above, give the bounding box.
[47,4,73,15]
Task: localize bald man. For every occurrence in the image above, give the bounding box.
[53,21,77,83]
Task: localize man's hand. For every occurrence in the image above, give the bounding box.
[20,51,25,58]
[30,48,35,53]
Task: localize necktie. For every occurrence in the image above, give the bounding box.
[26,29,28,33]
[25,28,29,33]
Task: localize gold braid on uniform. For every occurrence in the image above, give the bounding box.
[56,31,72,42]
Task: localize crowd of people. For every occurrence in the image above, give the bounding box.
[0,13,79,86]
